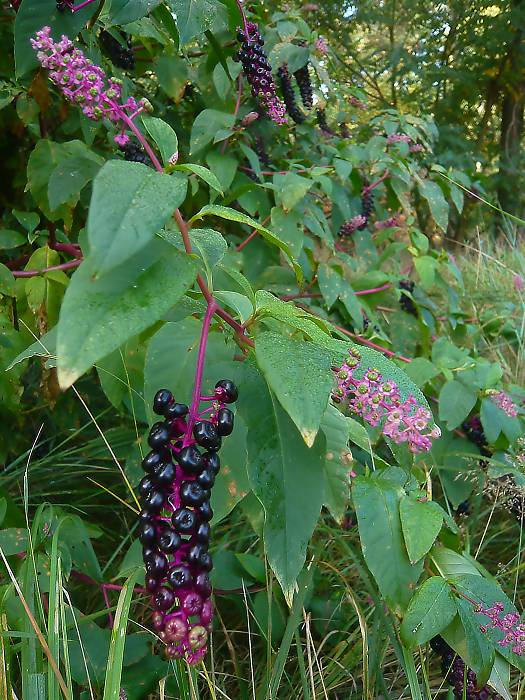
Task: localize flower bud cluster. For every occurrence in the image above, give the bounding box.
[476,602,525,656]
[489,390,518,418]
[331,347,440,453]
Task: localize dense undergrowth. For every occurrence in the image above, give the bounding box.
[0,0,524,698]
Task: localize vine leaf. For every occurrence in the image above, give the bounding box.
[400,576,457,648]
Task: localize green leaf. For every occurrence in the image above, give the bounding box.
[141,116,178,166]
[109,0,163,24]
[400,495,443,563]
[190,109,235,154]
[0,229,26,249]
[254,331,333,447]
[169,0,218,44]
[438,380,477,430]
[488,654,512,700]
[238,366,326,602]
[456,597,495,686]
[352,473,424,612]
[27,140,72,223]
[273,172,313,211]
[0,527,28,555]
[0,264,15,297]
[15,0,97,77]
[211,413,250,523]
[417,179,449,232]
[190,205,302,283]
[47,141,104,210]
[87,160,187,276]
[480,397,522,444]
[56,245,198,388]
[320,404,351,520]
[400,577,457,648]
[102,568,143,700]
[174,164,223,194]
[6,327,57,370]
[403,357,439,388]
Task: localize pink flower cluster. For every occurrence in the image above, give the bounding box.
[490,390,518,418]
[331,347,440,453]
[31,27,144,145]
[409,143,424,153]
[315,37,328,55]
[375,216,400,230]
[349,96,367,110]
[386,133,412,145]
[339,215,367,236]
[477,602,525,656]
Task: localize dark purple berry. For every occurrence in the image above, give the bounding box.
[100,30,135,70]
[215,379,238,403]
[216,408,234,436]
[316,108,333,135]
[168,565,192,589]
[153,461,175,486]
[278,64,304,124]
[187,544,208,567]
[202,452,220,475]
[142,450,165,473]
[139,521,156,546]
[142,489,165,513]
[148,422,170,449]
[154,586,175,611]
[194,572,212,597]
[139,509,153,523]
[121,141,150,165]
[164,403,189,420]
[138,475,155,498]
[199,552,213,572]
[181,481,207,507]
[399,279,418,317]
[158,527,181,554]
[145,575,158,593]
[153,389,174,415]
[294,63,313,109]
[181,591,203,616]
[172,507,197,534]
[193,421,220,450]
[196,521,211,544]
[145,551,168,576]
[197,468,215,489]
[176,445,203,474]
[199,501,213,522]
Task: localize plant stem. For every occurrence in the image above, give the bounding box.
[12,259,82,278]
[363,170,390,193]
[119,112,163,171]
[236,214,271,251]
[184,300,218,445]
[72,0,96,11]
[235,0,250,38]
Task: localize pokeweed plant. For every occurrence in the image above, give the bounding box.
[0,0,523,696]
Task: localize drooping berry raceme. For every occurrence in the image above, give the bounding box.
[294,63,314,109]
[398,279,418,316]
[100,31,135,71]
[430,637,502,700]
[31,27,146,146]
[120,141,150,165]
[475,601,525,655]
[316,108,334,136]
[386,132,412,145]
[277,65,305,124]
[332,347,440,453]
[374,215,400,230]
[138,379,238,664]
[234,23,287,125]
[254,134,270,166]
[338,216,367,237]
[360,188,374,226]
[489,390,518,418]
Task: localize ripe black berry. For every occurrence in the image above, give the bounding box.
[99,30,135,71]
[158,527,181,554]
[138,476,155,498]
[199,552,213,572]
[199,501,213,522]
[194,572,212,597]
[277,64,304,124]
[196,522,211,544]
[359,189,374,229]
[193,421,220,450]
[139,521,156,546]
[148,422,170,449]
[172,507,197,534]
[316,109,333,135]
[176,445,203,474]
[142,489,165,513]
[398,279,418,317]
[168,565,192,589]
[254,135,270,166]
[142,450,165,473]
[153,389,174,415]
[187,544,208,567]
[145,575,158,592]
[181,481,207,507]
[197,468,215,489]
[215,379,238,403]
[145,551,168,576]
[202,452,220,475]
[216,408,234,436]
[56,0,70,11]
[139,509,153,523]
[153,461,175,486]
[154,586,175,611]
[294,63,314,109]
[164,402,189,420]
[120,141,150,165]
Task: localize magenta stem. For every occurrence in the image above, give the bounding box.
[119,112,164,171]
[355,283,391,295]
[52,241,82,258]
[184,301,218,445]
[235,0,250,38]
[363,170,390,194]
[72,0,96,11]
[12,259,82,277]
[101,586,114,629]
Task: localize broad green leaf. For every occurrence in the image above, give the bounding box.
[0,527,28,555]
[56,245,198,388]
[438,380,477,430]
[480,397,522,444]
[418,179,449,232]
[0,229,26,249]
[318,264,346,309]
[109,0,162,24]
[255,331,333,446]
[0,264,15,297]
[456,596,495,686]
[238,366,326,602]
[7,327,57,370]
[488,654,512,700]
[320,404,351,520]
[400,495,443,563]
[400,577,457,648]
[352,473,424,612]
[169,0,218,44]
[211,413,250,523]
[213,291,253,323]
[273,172,313,211]
[141,116,178,166]
[47,141,104,210]
[191,205,302,282]
[174,164,223,194]
[255,290,332,346]
[431,547,482,579]
[15,0,96,77]
[403,357,439,388]
[190,109,235,154]
[27,140,72,223]
[87,160,187,275]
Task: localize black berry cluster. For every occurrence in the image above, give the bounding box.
[138,380,238,664]
[100,31,135,71]
[360,188,374,228]
[399,279,418,316]
[277,65,304,124]
[56,0,71,10]
[462,415,491,457]
[120,141,150,165]
[316,108,334,135]
[294,63,314,109]
[430,637,501,699]
[234,23,286,124]
[254,135,270,166]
